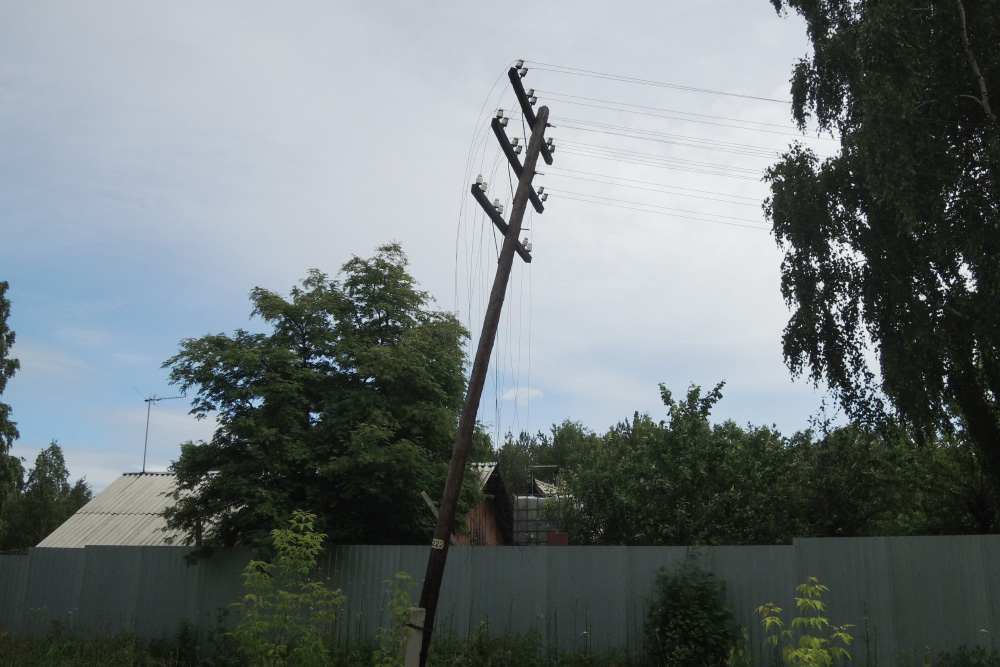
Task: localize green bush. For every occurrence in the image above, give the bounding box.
[372,572,417,667]
[644,552,741,667]
[229,510,346,667]
[757,577,852,667]
[931,642,1000,667]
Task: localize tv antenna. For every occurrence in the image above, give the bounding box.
[134,389,184,473]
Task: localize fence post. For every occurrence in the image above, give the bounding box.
[403,606,425,667]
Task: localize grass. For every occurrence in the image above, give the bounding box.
[0,633,197,666]
[0,623,639,667]
[4,623,998,667]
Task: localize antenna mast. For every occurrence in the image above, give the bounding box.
[135,390,183,473]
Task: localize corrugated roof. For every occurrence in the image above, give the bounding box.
[470,462,496,488]
[36,473,187,548]
[533,479,559,497]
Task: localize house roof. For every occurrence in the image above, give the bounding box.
[532,478,559,497]
[36,472,185,548]
[470,462,497,488]
[467,462,514,544]
[40,464,512,549]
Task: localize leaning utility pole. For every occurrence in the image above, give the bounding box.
[413,64,554,667]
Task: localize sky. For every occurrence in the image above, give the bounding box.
[0,1,840,492]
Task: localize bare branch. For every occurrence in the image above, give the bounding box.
[954,0,998,124]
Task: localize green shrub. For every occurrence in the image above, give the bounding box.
[644,551,741,667]
[373,572,417,667]
[757,577,852,666]
[229,510,346,666]
[932,640,1000,667]
[429,622,544,667]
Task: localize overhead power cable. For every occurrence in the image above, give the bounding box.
[544,167,762,206]
[545,188,766,225]
[549,101,835,140]
[538,90,802,129]
[553,119,795,158]
[556,148,764,180]
[503,111,819,159]
[522,61,790,104]
[549,190,770,231]
[557,142,765,175]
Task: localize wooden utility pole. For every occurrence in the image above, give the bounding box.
[414,66,553,667]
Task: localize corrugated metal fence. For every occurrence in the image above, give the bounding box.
[1,537,999,663]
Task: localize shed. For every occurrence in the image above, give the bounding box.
[454,463,514,546]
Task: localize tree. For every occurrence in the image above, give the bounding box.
[163,244,471,557]
[546,384,988,546]
[785,423,993,537]
[766,1,1000,500]
[0,281,22,541]
[495,420,600,496]
[550,383,797,546]
[0,441,92,552]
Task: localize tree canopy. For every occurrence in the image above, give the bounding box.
[0,441,92,553]
[766,1,1000,492]
[496,419,600,495]
[543,383,990,546]
[0,281,22,541]
[0,282,17,453]
[163,244,470,556]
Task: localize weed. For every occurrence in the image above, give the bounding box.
[757,577,853,666]
[228,509,346,666]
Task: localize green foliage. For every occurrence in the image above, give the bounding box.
[0,281,18,453]
[0,281,21,542]
[372,572,417,667]
[0,440,92,553]
[429,623,544,667]
[644,552,741,667]
[786,423,994,536]
[0,624,200,666]
[932,641,1000,667]
[548,381,994,546]
[497,420,600,496]
[757,578,853,667]
[550,383,796,546]
[427,621,638,667]
[766,0,1000,499]
[229,510,346,667]
[725,626,753,667]
[163,244,472,556]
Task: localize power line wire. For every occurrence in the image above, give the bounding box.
[553,120,799,158]
[538,90,811,130]
[556,148,763,180]
[550,101,834,140]
[545,188,767,225]
[544,168,762,206]
[558,144,764,175]
[550,191,771,231]
[522,61,790,104]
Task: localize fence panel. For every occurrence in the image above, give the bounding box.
[0,555,28,633]
[19,548,86,634]
[1,537,999,662]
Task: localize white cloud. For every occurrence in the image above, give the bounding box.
[501,387,543,405]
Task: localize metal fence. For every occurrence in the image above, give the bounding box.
[2,536,999,663]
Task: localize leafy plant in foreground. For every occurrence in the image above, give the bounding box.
[757,577,852,666]
[373,571,417,667]
[229,510,345,666]
[644,551,740,666]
